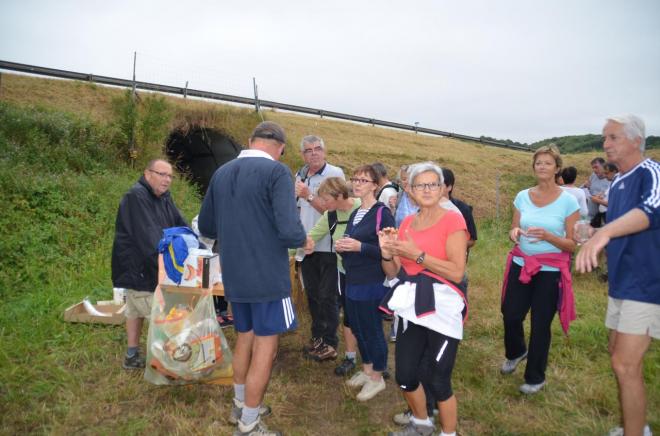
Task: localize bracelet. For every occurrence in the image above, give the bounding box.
[382,256,393,261]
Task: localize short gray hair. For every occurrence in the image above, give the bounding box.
[399,164,410,180]
[408,161,444,187]
[300,135,325,152]
[605,114,646,151]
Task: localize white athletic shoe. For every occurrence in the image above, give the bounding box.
[500,351,528,374]
[607,424,652,436]
[356,377,386,401]
[346,370,370,388]
[519,381,546,395]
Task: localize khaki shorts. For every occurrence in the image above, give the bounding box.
[125,289,154,319]
[605,297,660,339]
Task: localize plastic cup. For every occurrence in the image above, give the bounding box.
[575,220,592,245]
[294,247,306,262]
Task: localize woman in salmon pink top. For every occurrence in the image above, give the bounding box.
[379,161,468,436]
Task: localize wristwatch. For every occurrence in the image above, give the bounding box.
[415,252,426,264]
[306,193,314,202]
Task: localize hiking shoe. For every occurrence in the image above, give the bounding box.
[229,398,272,425]
[392,409,412,426]
[607,425,652,436]
[356,377,386,401]
[387,420,435,436]
[346,370,370,388]
[122,352,145,370]
[233,417,281,436]
[302,337,322,353]
[309,344,338,361]
[217,314,234,329]
[334,357,357,376]
[500,351,528,374]
[519,381,546,395]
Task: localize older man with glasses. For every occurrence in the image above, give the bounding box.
[111,158,188,370]
[294,135,346,362]
[577,115,659,436]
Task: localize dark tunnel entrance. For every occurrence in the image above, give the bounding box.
[166,127,242,195]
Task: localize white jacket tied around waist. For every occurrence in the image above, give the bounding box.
[387,277,465,340]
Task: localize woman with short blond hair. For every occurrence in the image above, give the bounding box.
[501,144,580,394]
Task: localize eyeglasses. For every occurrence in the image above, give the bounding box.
[148,169,174,180]
[350,178,375,185]
[411,182,441,191]
[302,146,324,155]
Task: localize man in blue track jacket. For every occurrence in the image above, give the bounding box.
[576,115,659,436]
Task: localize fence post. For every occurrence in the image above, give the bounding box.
[128,51,137,168]
[184,80,188,99]
[253,77,260,113]
[495,173,500,220]
[0,72,3,98]
[132,51,137,95]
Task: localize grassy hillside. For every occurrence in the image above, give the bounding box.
[8,73,657,219]
[0,74,658,435]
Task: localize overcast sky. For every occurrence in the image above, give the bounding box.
[1,0,659,143]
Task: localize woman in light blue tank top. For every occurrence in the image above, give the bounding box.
[500,144,580,395]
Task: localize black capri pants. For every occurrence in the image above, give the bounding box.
[395,318,460,402]
[338,271,350,328]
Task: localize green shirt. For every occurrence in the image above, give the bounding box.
[308,198,361,273]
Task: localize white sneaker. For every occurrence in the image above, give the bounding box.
[356,377,386,401]
[392,409,412,426]
[607,424,652,436]
[346,370,370,388]
[234,417,281,436]
[229,397,272,425]
[500,351,527,374]
[519,381,545,394]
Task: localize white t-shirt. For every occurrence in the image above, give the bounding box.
[599,187,610,213]
[378,185,398,212]
[561,186,589,218]
[296,163,345,252]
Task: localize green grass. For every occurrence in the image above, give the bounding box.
[0,97,658,435]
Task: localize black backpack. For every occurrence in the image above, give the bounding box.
[376,182,400,200]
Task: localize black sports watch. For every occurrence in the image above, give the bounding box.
[415,252,426,264]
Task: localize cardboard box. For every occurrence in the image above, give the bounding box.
[63,300,126,325]
[161,249,221,288]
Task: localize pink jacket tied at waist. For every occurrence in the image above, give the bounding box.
[501,245,576,335]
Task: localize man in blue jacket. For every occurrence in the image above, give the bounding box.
[112,159,188,370]
[198,121,307,436]
[576,115,658,436]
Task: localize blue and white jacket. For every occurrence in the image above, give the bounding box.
[606,158,660,305]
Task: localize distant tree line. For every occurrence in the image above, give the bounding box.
[481,134,659,153]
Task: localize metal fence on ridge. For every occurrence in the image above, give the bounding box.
[0,59,531,152]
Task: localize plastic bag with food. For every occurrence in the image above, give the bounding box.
[144,286,232,385]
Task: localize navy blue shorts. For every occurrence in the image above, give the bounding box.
[231,296,298,336]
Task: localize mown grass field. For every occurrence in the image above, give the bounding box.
[0,74,658,435]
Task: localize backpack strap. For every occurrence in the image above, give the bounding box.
[328,210,339,237]
[376,206,384,232]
